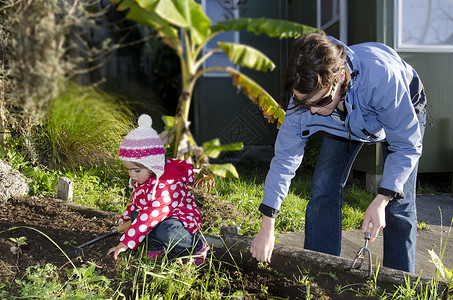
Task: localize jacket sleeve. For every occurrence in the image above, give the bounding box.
[373,70,423,195]
[261,111,307,217]
[176,159,195,186]
[120,186,173,250]
[118,203,132,225]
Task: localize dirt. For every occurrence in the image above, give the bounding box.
[0,193,384,299]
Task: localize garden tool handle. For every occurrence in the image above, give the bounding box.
[76,220,131,249]
[365,222,373,240]
[116,221,131,233]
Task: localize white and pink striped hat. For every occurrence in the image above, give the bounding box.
[118,114,166,179]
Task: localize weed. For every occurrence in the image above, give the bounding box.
[14,263,112,299]
[418,221,430,230]
[428,213,453,298]
[294,267,314,286]
[336,264,384,298]
[361,262,382,297]
[334,284,343,294]
[392,274,424,299]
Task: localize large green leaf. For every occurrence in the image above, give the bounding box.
[226,67,285,128]
[209,163,239,178]
[428,250,446,278]
[217,42,275,72]
[124,3,178,40]
[110,0,135,10]
[202,138,243,159]
[154,0,211,45]
[161,115,175,128]
[212,18,318,39]
[154,0,190,28]
[134,0,159,11]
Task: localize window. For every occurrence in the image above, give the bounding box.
[317,0,347,42]
[317,0,340,30]
[202,0,240,77]
[395,0,453,52]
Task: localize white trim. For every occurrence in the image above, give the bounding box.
[339,0,348,43]
[317,0,321,29]
[394,0,453,53]
[321,16,340,30]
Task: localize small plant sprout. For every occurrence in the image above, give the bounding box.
[9,236,27,247]
[63,240,77,246]
[9,236,27,254]
[294,267,314,286]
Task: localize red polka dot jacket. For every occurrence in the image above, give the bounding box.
[118,158,202,250]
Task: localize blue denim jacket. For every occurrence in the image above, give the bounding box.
[261,37,426,213]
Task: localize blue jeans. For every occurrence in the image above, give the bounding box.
[304,109,426,273]
[130,211,203,257]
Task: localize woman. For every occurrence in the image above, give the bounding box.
[250,31,426,273]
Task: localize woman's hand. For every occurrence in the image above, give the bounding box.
[250,215,275,263]
[362,194,391,242]
[107,242,128,260]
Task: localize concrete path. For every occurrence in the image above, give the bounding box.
[278,194,453,278]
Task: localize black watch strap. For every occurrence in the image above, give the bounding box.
[378,187,404,201]
[259,203,280,218]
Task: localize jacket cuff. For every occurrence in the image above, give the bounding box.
[259,203,280,218]
[378,187,404,201]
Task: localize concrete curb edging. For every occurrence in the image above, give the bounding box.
[217,226,448,292]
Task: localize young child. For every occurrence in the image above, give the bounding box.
[107,114,209,265]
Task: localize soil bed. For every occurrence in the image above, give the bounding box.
[0,194,390,299]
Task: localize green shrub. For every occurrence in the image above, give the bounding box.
[36,81,135,173]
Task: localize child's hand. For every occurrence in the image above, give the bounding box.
[107,242,128,260]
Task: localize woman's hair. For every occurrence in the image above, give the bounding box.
[284,31,349,110]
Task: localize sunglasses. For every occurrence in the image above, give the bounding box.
[292,82,338,109]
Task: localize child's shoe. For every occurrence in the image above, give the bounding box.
[147,249,165,260]
[192,241,210,265]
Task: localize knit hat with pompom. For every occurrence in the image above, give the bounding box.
[119,114,166,181]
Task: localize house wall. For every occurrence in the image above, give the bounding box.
[346,0,384,179]
[377,0,453,173]
[348,0,377,44]
[353,0,453,175]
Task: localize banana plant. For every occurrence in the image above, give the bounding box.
[110,0,318,178]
